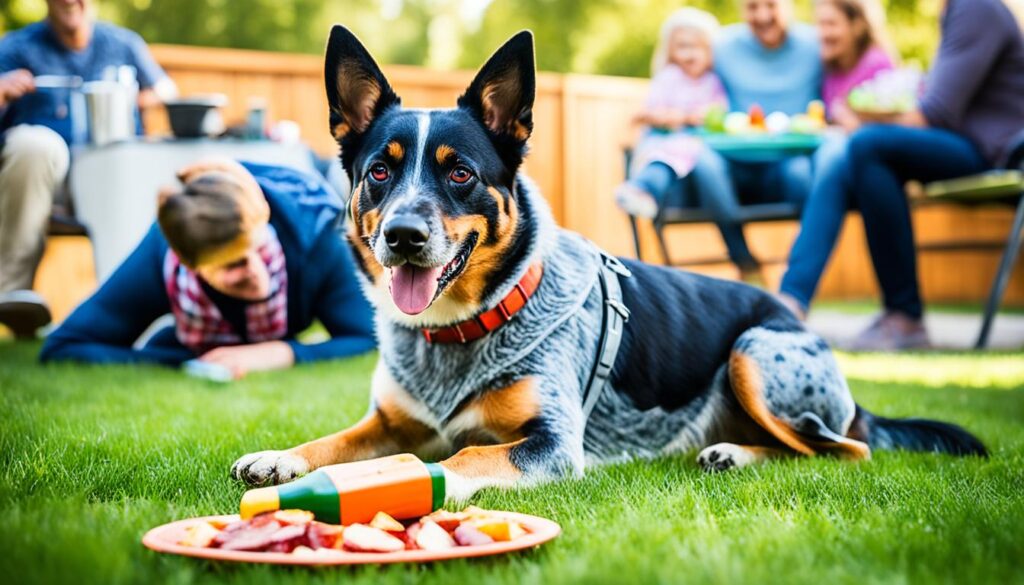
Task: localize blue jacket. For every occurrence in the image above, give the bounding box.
[40,162,376,366]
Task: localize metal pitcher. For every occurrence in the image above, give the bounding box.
[81,80,135,146]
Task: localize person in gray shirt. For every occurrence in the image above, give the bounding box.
[777,0,1024,350]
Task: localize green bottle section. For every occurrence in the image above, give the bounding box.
[270,460,447,524]
[275,470,343,524]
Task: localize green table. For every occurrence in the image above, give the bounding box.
[698,131,823,162]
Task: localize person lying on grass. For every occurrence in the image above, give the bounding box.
[39,158,376,378]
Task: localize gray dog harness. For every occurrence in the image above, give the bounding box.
[581,252,632,425]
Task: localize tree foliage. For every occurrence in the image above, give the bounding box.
[0,0,968,77]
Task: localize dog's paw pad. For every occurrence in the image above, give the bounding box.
[697,443,753,473]
[231,450,309,486]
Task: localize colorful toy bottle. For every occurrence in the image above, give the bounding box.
[239,453,446,525]
[748,104,766,130]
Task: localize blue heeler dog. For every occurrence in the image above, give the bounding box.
[231,27,986,501]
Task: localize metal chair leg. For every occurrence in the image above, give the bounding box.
[654,220,672,266]
[628,215,642,260]
[976,194,1024,349]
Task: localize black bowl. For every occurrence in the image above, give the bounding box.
[165,95,227,138]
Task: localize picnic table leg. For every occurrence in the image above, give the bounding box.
[975,194,1024,349]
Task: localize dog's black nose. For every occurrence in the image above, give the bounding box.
[383,215,430,256]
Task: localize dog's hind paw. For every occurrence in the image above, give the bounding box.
[231,450,310,486]
[696,443,756,473]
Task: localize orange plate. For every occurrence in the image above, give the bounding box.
[142,513,561,565]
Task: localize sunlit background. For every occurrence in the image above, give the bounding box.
[7,0,1022,76]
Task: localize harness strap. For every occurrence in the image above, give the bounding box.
[581,252,631,425]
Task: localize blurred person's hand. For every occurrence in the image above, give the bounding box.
[634,108,688,130]
[849,106,928,129]
[138,77,179,109]
[198,341,295,379]
[830,103,861,133]
[0,69,35,107]
[685,110,707,127]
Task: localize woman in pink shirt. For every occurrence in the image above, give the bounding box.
[777,0,896,326]
[816,0,895,129]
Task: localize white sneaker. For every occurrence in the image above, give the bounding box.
[615,183,659,219]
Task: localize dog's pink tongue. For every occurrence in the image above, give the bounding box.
[390,264,443,315]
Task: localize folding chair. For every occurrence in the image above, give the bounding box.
[622,148,801,267]
[921,130,1024,349]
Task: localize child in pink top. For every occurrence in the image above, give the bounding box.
[615,8,728,219]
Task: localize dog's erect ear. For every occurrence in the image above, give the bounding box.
[458,30,535,144]
[324,25,400,143]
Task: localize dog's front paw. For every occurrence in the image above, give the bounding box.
[231,450,310,486]
[696,443,755,473]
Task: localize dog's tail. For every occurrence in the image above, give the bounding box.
[849,405,987,457]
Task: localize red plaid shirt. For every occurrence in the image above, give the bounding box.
[164,226,288,354]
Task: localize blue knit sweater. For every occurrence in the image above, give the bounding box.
[40,162,376,366]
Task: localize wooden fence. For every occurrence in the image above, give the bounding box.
[53,44,1024,312]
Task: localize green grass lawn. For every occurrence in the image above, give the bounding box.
[2,341,1022,585]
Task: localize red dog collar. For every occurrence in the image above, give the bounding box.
[422,262,543,344]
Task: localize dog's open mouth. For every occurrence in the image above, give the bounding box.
[388,232,478,315]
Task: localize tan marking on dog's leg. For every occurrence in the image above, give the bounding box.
[730,352,816,456]
[233,379,435,486]
[729,352,871,461]
[447,377,539,444]
[288,367,439,470]
[439,439,526,501]
[233,399,433,487]
[473,377,540,442]
[287,411,395,469]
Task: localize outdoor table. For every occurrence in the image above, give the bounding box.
[69,138,317,282]
[698,131,824,163]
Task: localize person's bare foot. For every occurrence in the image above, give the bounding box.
[775,292,807,321]
[844,311,931,351]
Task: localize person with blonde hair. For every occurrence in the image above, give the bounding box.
[615,8,756,274]
[40,159,376,378]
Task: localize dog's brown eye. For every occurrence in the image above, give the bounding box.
[369,163,389,182]
[449,165,473,184]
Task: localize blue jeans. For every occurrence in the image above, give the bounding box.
[780,125,989,318]
[634,150,811,270]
